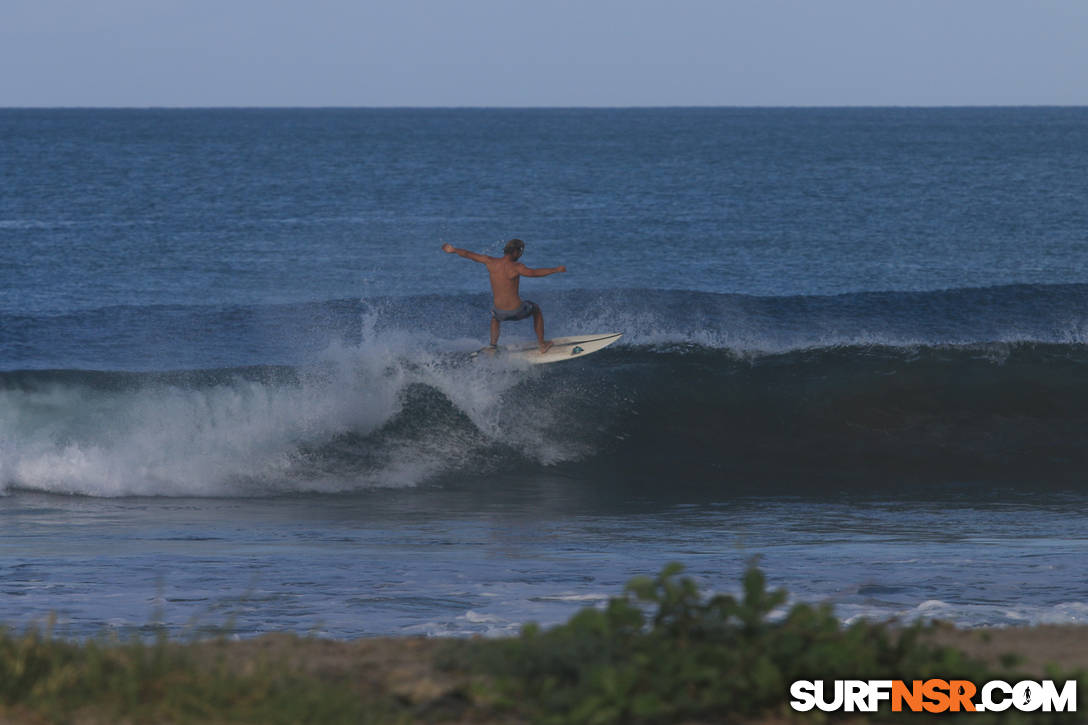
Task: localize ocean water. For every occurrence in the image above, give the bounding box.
[2,108,1088,638]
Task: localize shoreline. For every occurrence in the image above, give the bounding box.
[3,563,1085,723]
[169,621,1088,675]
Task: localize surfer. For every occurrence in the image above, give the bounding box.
[442,239,566,353]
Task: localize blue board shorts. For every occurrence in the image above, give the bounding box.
[492,300,538,322]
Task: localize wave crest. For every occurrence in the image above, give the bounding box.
[4,339,1088,497]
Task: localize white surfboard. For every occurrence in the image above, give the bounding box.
[472,332,622,365]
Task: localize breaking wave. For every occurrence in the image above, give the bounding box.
[4,284,1088,496]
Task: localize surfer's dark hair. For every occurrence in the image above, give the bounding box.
[504,238,525,256]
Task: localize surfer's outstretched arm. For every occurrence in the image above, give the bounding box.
[441,243,489,264]
[517,263,567,277]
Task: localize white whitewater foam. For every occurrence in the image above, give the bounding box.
[0,308,589,497]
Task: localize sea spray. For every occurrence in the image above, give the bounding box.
[0,306,594,495]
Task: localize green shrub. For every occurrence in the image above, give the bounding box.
[446,562,1088,724]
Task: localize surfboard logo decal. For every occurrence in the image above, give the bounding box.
[571,346,584,355]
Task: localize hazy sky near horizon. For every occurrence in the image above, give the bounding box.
[3,0,1087,107]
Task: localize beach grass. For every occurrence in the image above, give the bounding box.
[2,563,1085,724]
[0,622,407,724]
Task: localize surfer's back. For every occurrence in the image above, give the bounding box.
[485,255,523,310]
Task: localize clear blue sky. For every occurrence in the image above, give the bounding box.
[3,0,1087,107]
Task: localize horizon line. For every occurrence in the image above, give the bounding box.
[3,103,1087,111]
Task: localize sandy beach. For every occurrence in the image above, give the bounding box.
[109,624,1088,723]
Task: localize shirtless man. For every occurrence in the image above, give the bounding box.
[441,238,567,352]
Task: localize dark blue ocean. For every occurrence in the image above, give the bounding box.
[2,108,1088,638]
